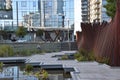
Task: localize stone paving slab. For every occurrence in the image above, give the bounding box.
[1,51,120,80]
[27,51,120,80]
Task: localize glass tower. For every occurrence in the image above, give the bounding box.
[0,0,74,31]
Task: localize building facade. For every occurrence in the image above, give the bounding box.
[81,0,89,22]
[81,0,110,23]
[0,0,74,42]
[0,0,13,30]
[0,0,74,30]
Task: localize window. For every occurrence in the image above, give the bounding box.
[21,1,27,7]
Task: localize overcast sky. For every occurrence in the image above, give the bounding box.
[74,0,82,33]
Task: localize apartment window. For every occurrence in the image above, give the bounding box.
[21,1,27,7]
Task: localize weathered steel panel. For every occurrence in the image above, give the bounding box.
[76,0,120,66]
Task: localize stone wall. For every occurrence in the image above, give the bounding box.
[0,42,77,52]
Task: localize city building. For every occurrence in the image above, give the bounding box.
[81,0,89,23]
[89,0,102,22]
[0,0,74,42]
[0,0,13,30]
[81,0,110,23]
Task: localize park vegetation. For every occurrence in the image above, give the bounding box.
[0,45,53,57]
[74,49,110,65]
[104,0,116,19]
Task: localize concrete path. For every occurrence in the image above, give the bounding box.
[27,51,120,80]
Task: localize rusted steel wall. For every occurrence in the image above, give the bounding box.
[76,0,120,66]
[76,31,82,49]
[112,0,120,66]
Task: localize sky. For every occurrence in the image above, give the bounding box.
[74,0,82,33]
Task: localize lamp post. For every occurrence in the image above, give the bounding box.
[58,13,65,27]
[62,15,65,27]
[67,19,70,50]
[58,13,65,42]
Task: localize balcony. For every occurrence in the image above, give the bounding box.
[94,7,100,10]
[94,0,100,4]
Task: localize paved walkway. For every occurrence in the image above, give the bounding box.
[27,51,120,80]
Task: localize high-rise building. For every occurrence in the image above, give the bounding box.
[38,0,64,28]
[0,0,13,30]
[0,0,75,42]
[0,0,74,30]
[89,0,102,22]
[81,0,89,22]
[81,0,110,23]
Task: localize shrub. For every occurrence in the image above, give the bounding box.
[96,56,110,65]
[35,69,49,80]
[61,55,68,60]
[25,64,33,73]
[41,69,49,80]
[0,45,14,57]
[0,62,3,72]
[74,49,95,61]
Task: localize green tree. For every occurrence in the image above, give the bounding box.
[0,30,8,39]
[36,29,43,37]
[16,26,27,38]
[104,0,116,19]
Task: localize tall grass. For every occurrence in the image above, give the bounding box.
[0,45,14,57]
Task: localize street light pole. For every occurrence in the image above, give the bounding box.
[68,19,70,50]
[62,15,65,27]
[68,19,69,42]
[58,13,65,42]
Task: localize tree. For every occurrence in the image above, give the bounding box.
[0,30,8,39]
[16,26,27,38]
[104,0,116,19]
[36,29,43,37]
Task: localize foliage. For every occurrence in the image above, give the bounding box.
[0,30,8,39]
[0,45,14,57]
[104,0,116,19]
[0,62,3,72]
[41,69,49,80]
[14,49,45,57]
[96,56,110,65]
[16,26,27,38]
[25,64,33,73]
[61,55,68,60]
[36,29,44,37]
[74,49,95,61]
[75,49,110,65]
[35,72,41,79]
[34,69,49,80]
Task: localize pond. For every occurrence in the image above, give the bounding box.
[0,64,74,80]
